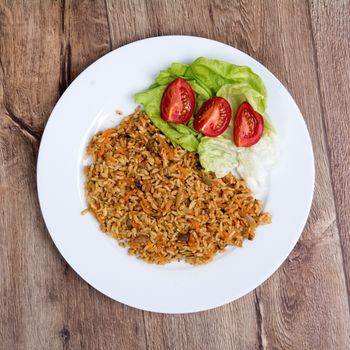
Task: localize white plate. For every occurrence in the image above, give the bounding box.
[37,36,314,313]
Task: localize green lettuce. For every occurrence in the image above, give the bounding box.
[197,114,278,194]
[197,129,239,178]
[188,57,267,113]
[135,57,268,153]
[217,83,266,114]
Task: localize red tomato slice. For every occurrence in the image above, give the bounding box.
[233,102,264,147]
[160,78,196,124]
[193,97,232,137]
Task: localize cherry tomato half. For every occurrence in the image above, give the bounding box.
[193,97,232,137]
[233,102,264,147]
[160,78,196,124]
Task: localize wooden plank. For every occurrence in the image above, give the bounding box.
[309,0,350,304]
[0,114,65,350]
[251,0,350,348]
[60,0,112,86]
[0,0,62,133]
[0,2,64,349]
[143,297,260,350]
[105,0,222,48]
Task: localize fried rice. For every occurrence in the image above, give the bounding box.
[84,110,271,264]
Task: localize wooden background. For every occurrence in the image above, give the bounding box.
[1,0,349,349]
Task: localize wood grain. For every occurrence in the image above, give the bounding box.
[309,0,350,305]
[247,1,350,348]
[1,0,349,349]
[0,2,64,349]
[0,0,62,134]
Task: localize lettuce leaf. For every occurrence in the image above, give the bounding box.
[197,118,278,195]
[188,57,267,108]
[217,83,266,114]
[197,129,239,178]
[186,57,267,114]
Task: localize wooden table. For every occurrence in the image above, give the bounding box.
[1,1,349,349]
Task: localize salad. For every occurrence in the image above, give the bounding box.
[135,57,278,195]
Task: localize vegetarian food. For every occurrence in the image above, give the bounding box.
[136,57,278,195]
[84,57,278,265]
[193,96,232,137]
[85,110,272,265]
[160,78,196,124]
[233,102,264,147]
